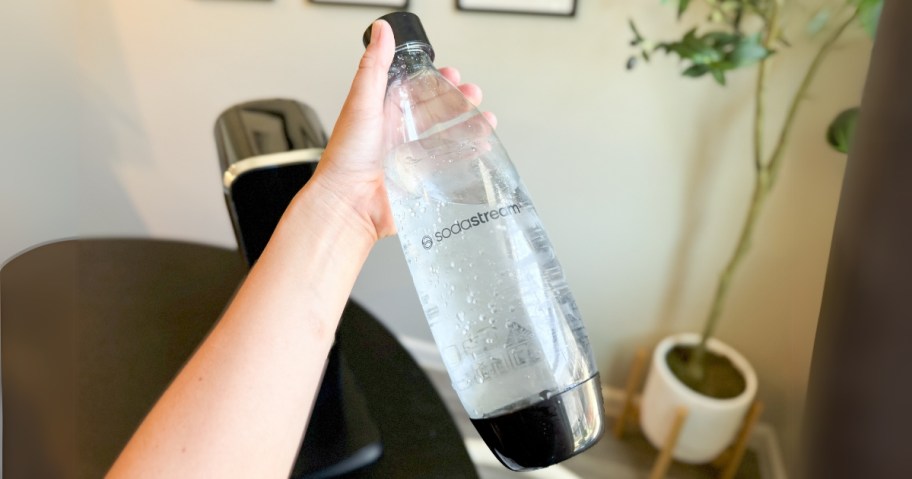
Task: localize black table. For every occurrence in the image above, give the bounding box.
[1,239,477,478]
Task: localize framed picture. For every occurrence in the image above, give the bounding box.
[310,0,408,8]
[456,0,576,17]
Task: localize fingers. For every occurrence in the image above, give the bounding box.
[439,67,483,106]
[458,83,483,106]
[439,67,461,85]
[440,66,495,127]
[482,111,498,129]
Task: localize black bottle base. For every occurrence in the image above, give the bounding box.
[470,374,605,471]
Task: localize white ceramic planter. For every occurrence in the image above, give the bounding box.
[639,333,757,464]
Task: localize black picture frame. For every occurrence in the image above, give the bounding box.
[456,0,576,17]
[310,0,408,8]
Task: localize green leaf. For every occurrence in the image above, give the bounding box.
[658,30,771,85]
[827,107,860,154]
[679,28,704,57]
[678,0,692,19]
[629,19,644,45]
[856,0,883,38]
[661,29,725,65]
[806,8,831,37]
[682,64,710,77]
[727,33,772,68]
[711,68,727,85]
[703,31,740,47]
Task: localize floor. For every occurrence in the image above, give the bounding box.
[421,366,768,479]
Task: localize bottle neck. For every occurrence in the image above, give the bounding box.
[388,42,435,82]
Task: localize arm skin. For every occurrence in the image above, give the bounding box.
[107,20,491,479]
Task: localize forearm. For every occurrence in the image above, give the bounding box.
[107,177,376,479]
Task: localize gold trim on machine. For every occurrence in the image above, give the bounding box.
[222,148,324,190]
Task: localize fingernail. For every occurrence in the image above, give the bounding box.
[370,20,382,45]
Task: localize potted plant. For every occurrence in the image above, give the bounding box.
[627,0,882,463]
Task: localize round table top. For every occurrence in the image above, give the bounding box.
[1,238,476,478]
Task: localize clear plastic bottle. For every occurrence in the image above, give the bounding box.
[364,13,604,471]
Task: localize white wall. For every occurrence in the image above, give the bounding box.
[5,0,873,464]
[2,0,80,260]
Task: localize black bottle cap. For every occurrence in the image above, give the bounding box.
[363,12,435,61]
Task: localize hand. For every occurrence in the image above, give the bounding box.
[312,19,495,242]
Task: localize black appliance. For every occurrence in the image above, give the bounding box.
[215,99,382,478]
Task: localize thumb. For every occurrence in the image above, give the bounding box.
[339,20,395,121]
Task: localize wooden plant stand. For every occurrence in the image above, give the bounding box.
[612,348,765,479]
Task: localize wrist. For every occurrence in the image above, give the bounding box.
[294,173,382,246]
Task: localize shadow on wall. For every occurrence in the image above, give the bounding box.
[75,1,149,238]
[3,1,149,264]
[654,86,755,333]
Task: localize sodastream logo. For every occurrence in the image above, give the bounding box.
[421,204,523,250]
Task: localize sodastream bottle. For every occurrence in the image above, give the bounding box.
[363,12,604,471]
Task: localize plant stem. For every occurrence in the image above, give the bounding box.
[765,8,861,191]
[687,5,859,383]
[694,174,768,349]
[753,0,782,171]
[686,1,780,381]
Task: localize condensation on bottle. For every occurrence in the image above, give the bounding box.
[363,12,605,471]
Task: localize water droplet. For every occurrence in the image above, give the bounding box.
[449,261,456,268]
